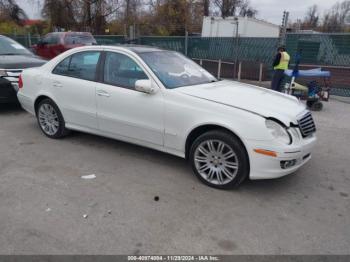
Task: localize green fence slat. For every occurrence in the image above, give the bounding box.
[6,33,350,66]
[140,36,186,53]
[286,33,350,66]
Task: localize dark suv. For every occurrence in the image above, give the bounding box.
[32,32,97,60]
[0,35,45,104]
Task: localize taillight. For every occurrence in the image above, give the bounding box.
[18,74,23,89]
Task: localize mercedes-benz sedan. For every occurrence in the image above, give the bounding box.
[17,45,317,189]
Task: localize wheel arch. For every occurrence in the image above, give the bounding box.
[185,124,250,164]
[34,95,55,115]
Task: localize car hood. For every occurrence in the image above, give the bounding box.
[0,54,46,69]
[176,80,307,126]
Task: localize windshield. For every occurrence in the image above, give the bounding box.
[139,51,217,89]
[0,36,32,55]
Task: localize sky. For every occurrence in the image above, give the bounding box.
[16,0,337,25]
[250,0,336,24]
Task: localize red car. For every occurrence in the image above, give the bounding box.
[32,32,97,60]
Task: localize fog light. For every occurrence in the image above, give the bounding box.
[280,160,297,169]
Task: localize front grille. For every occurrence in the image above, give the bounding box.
[298,111,316,137]
[2,69,22,84]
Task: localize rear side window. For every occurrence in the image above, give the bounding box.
[52,51,101,81]
[52,57,70,75]
[64,34,96,45]
[43,34,60,45]
[103,52,148,89]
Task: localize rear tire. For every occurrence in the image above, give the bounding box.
[36,98,69,139]
[189,130,249,189]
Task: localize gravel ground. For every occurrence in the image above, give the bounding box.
[0,99,349,255]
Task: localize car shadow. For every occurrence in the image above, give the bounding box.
[0,103,23,114]
[64,130,190,173]
[243,173,300,193]
[2,106,299,193]
[63,131,300,193]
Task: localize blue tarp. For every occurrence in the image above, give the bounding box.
[284,68,331,78]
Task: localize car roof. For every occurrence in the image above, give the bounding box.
[111,44,165,54]
[64,32,93,35]
[47,32,93,36]
[54,44,170,56]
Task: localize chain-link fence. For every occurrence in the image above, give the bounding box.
[5,34,41,47]
[286,33,350,97]
[138,36,278,83]
[6,33,350,97]
[286,33,350,66]
[94,35,125,45]
[139,36,187,53]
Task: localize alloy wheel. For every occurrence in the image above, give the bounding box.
[38,103,59,136]
[194,139,239,185]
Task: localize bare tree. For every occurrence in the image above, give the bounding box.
[322,0,350,32]
[214,0,239,17]
[42,0,78,31]
[0,0,28,24]
[41,0,122,33]
[214,0,257,18]
[239,0,257,17]
[302,5,319,29]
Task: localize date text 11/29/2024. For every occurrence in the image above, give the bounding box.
[127,255,220,261]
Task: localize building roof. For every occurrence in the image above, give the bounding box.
[204,16,280,28]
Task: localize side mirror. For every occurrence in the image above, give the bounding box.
[135,79,157,94]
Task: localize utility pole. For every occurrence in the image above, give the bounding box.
[125,0,131,40]
[203,0,209,16]
[185,30,189,56]
[345,10,350,26]
[184,0,189,55]
[233,17,239,79]
[279,10,289,46]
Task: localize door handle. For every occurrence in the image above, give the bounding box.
[53,81,62,88]
[96,90,110,97]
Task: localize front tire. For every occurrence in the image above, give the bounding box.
[308,100,323,111]
[36,98,69,138]
[189,130,249,189]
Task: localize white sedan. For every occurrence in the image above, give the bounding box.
[17,45,317,189]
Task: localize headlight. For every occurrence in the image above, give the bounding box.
[289,127,301,142]
[265,119,292,145]
[0,69,8,77]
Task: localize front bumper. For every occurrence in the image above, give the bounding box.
[246,134,317,180]
[0,78,18,104]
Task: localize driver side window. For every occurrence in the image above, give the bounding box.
[103,52,148,90]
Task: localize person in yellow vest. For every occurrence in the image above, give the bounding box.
[271,46,290,92]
